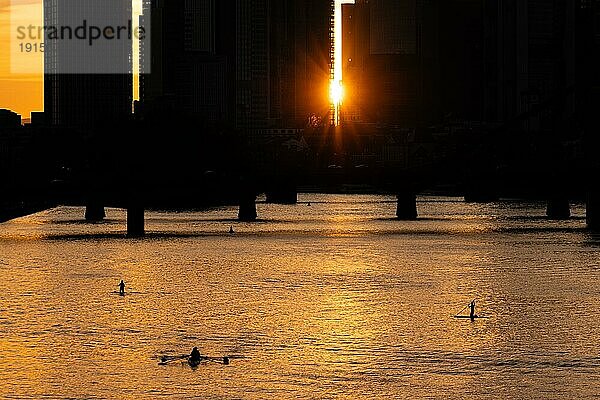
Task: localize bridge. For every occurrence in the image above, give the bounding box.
[1,119,592,237]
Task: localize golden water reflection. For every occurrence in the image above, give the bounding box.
[0,195,598,398]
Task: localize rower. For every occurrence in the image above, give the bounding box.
[229,226,235,234]
[469,300,476,320]
[190,347,201,363]
[119,280,125,295]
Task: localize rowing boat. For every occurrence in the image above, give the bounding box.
[188,358,202,368]
[159,354,234,367]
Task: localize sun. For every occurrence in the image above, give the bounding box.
[330,80,344,105]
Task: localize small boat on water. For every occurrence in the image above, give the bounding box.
[159,353,234,367]
[188,356,231,367]
[188,358,202,368]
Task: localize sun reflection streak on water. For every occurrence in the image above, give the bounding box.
[0,195,599,398]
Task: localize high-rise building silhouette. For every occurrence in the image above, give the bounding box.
[438,0,484,122]
[141,0,333,130]
[575,0,600,152]
[235,0,270,128]
[369,0,417,55]
[483,0,577,130]
[44,0,132,127]
[341,0,439,127]
[235,0,333,130]
[294,0,335,128]
[341,1,367,123]
[140,0,234,124]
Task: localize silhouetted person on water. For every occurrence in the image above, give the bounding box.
[229,226,235,234]
[469,300,476,320]
[119,280,125,295]
[190,347,201,363]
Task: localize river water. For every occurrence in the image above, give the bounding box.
[0,194,599,399]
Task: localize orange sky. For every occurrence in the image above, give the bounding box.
[0,0,43,119]
[0,0,141,120]
[1,0,343,120]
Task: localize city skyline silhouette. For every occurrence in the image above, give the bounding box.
[0,1,597,229]
[2,2,600,399]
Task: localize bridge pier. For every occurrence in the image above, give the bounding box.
[239,193,257,221]
[396,193,418,220]
[85,202,105,221]
[127,206,145,237]
[546,197,571,220]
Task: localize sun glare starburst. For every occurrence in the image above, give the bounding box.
[330,80,344,105]
[331,1,354,125]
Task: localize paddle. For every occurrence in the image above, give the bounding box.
[453,299,491,319]
[158,355,189,365]
[202,356,230,365]
[159,354,233,366]
[454,299,476,317]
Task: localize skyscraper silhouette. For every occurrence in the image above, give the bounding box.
[43,0,133,221]
[235,0,333,130]
[140,0,233,124]
[341,0,439,127]
[44,0,133,127]
[140,0,333,130]
[482,0,576,130]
